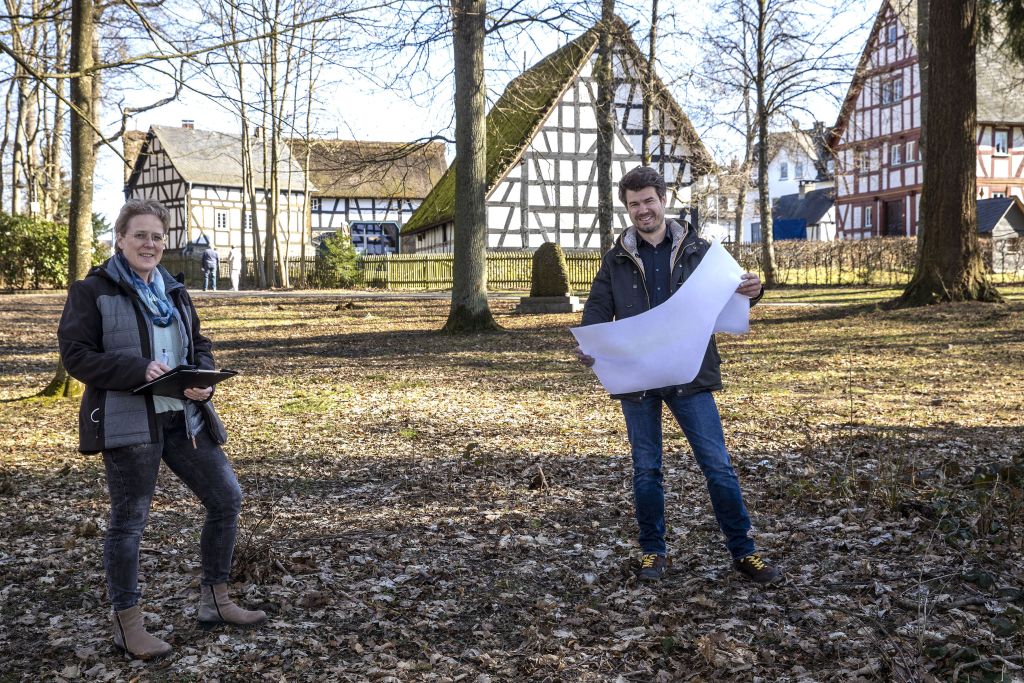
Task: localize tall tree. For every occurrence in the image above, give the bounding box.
[444,0,499,332]
[640,0,658,166]
[897,0,1001,305]
[41,0,97,397]
[698,0,860,282]
[594,0,616,255]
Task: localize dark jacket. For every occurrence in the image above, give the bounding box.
[581,219,761,401]
[58,258,228,454]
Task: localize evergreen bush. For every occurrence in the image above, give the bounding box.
[315,233,360,288]
[529,242,571,297]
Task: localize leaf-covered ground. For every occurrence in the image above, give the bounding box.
[1,290,1023,682]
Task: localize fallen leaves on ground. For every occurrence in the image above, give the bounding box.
[0,292,1022,682]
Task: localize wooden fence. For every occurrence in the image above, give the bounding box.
[157,237,1023,292]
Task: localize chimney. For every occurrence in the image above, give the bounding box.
[799,180,809,198]
[181,120,194,129]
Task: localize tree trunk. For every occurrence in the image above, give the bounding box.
[596,0,616,255]
[41,0,96,398]
[755,0,777,285]
[897,0,1000,305]
[641,0,658,166]
[443,0,499,333]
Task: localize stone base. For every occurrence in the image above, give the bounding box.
[517,295,583,314]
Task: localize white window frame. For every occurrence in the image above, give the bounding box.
[311,196,322,211]
[995,130,1009,156]
[779,161,789,180]
[905,141,915,164]
[886,24,898,44]
[992,191,1007,198]
[795,161,804,179]
[864,206,874,228]
[890,144,903,166]
[215,210,228,230]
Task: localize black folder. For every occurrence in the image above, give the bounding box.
[131,366,238,400]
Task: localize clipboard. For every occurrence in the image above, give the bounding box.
[131,366,238,399]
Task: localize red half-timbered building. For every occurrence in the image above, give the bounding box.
[831,1,1024,239]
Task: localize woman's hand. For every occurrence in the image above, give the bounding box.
[145,360,172,381]
[184,386,213,401]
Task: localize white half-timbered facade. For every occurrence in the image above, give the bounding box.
[125,124,313,257]
[832,1,1024,240]
[401,17,713,253]
[286,139,447,242]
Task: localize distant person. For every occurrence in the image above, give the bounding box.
[227,245,241,292]
[575,166,781,584]
[57,199,266,660]
[201,243,219,291]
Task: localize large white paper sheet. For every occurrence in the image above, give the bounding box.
[571,241,750,394]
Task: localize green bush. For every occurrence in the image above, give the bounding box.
[0,213,69,289]
[315,233,360,288]
[529,242,571,297]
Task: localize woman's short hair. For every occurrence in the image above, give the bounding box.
[113,199,171,253]
[618,166,667,205]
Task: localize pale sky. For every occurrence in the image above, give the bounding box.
[93,0,879,228]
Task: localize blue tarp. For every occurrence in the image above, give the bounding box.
[773,219,807,241]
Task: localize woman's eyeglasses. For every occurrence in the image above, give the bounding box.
[129,232,166,245]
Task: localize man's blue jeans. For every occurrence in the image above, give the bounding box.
[620,390,755,560]
[102,411,242,611]
[202,268,217,291]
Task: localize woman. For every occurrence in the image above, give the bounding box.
[58,199,265,659]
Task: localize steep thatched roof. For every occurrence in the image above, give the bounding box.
[125,125,313,192]
[402,16,713,235]
[285,139,447,199]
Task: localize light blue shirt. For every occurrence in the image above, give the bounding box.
[151,317,185,413]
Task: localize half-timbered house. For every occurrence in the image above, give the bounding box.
[400,17,713,253]
[285,139,447,238]
[831,1,1024,239]
[124,123,314,256]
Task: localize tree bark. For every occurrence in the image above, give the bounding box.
[755,0,777,285]
[596,0,616,255]
[897,0,1000,306]
[443,0,499,333]
[641,0,658,166]
[41,0,96,398]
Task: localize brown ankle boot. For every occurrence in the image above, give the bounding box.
[198,584,267,628]
[111,605,172,659]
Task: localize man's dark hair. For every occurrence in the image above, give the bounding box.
[618,166,667,205]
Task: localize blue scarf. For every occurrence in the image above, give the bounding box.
[114,254,176,327]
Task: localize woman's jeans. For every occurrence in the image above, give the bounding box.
[620,390,755,560]
[102,410,242,611]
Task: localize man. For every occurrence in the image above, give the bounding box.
[227,245,241,292]
[201,242,219,292]
[576,166,780,584]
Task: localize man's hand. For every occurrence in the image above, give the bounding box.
[145,360,172,381]
[574,345,595,368]
[736,272,763,298]
[184,386,213,401]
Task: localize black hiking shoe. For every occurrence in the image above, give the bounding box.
[734,553,781,584]
[637,553,668,582]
